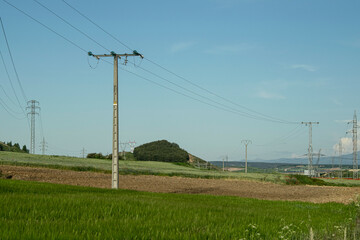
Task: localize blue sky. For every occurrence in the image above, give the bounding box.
[0,0,359,161]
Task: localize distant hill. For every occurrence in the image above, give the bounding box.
[134,140,189,163]
[264,152,357,165]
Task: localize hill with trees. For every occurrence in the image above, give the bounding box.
[0,141,29,153]
[133,140,189,163]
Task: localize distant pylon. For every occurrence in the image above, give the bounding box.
[347,111,359,179]
[26,100,40,154]
[81,147,86,158]
[120,142,128,160]
[301,121,319,177]
[128,140,136,153]
[39,137,47,155]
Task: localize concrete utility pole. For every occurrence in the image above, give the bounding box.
[222,156,225,171]
[224,155,228,171]
[88,51,143,189]
[26,100,40,154]
[241,140,252,173]
[338,139,343,179]
[347,111,359,179]
[301,121,319,177]
[128,140,136,153]
[81,147,86,159]
[40,137,47,155]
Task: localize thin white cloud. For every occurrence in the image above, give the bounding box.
[332,98,342,106]
[256,90,285,100]
[290,64,317,72]
[170,41,196,53]
[333,137,359,154]
[205,43,256,54]
[291,153,303,159]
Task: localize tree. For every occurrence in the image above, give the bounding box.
[22,145,29,153]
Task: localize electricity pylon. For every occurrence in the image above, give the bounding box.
[39,137,47,155]
[88,50,143,189]
[347,111,359,179]
[128,140,136,153]
[120,142,128,160]
[301,121,319,177]
[81,147,86,159]
[241,140,252,173]
[26,100,40,154]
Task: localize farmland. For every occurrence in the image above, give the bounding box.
[0,151,285,183]
[2,151,360,239]
[1,179,359,239]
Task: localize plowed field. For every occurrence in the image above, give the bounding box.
[2,165,360,204]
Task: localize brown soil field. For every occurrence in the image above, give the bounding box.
[1,165,360,204]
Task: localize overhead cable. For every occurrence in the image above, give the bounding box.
[0,17,28,103]
[60,0,299,125]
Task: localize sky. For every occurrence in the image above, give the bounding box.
[0,0,360,162]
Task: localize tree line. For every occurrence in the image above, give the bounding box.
[0,141,29,153]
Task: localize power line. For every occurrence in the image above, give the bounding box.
[145,58,298,124]
[254,125,303,147]
[0,40,26,113]
[137,65,293,123]
[4,0,302,130]
[33,0,283,122]
[59,0,298,125]
[0,95,22,115]
[32,0,111,52]
[119,66,287,120]
[61,0,133,51]
[0,96,26,120]
[0,17,27,102]
[2,0,87,53]
[0,84,18,108]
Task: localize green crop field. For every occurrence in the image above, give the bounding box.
[0,179,358,239]
[321,178,360,186]
[0,151,285,183]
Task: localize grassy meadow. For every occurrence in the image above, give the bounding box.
[0,179,359,239]
[0,151,286,183]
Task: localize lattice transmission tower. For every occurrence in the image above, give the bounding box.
[347,111,359,179]
[39,137,48,155]
[26,100,40,154]
[301,121,319,177]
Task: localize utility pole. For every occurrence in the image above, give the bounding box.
[338,139,343,179]
[347,111,359,179]
[81,147,86,159]
[301,121,319,177]
[128,140,136,153]
[39,137,47,155]
[26,100,40,154]
[222,156,225,171]
[89,50,143,189]
[241,140,252,173]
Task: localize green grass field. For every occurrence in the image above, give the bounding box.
[0,151,285,183]
[0,179,358,239]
